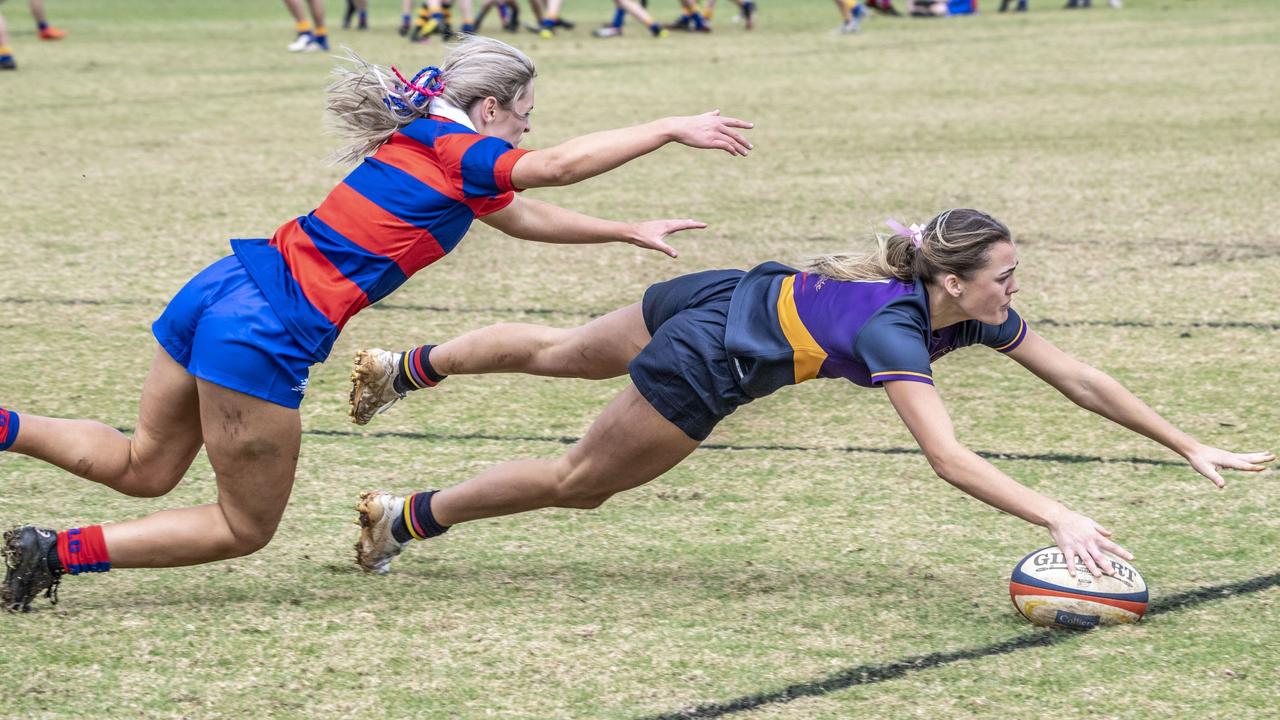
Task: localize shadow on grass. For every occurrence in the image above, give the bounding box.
[640,572,1280,720]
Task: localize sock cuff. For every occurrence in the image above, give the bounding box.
[0,408,19,452]
[403,345,446,389]
[57,525,112,575]
[296,20,313,33]
[403,491,450,540]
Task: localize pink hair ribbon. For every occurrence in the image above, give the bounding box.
[390,65,446,98]
[886,219,925,248]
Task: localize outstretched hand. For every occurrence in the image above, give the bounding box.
[667,111,754,157]
[1185,444,1275,488]
[627,218,707,258]
[1047,508,1132,578]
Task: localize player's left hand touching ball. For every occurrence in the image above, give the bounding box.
[626,218,707,258]
[1046,508,1132,578]
[1184,443,1275,488]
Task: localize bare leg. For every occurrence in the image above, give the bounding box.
[527,0,545,24]
[27,0,49,25]
[9,347,204,498]
[103,380,301,568]
[618,0,657,25]
[430,303,649,380]
[456,0,475,26]
[432,385,699,525]
[0,13,11,49]
[282,0,307,22]
[307,0,327,27]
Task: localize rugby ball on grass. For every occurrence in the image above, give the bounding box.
[1010,546,1148,629]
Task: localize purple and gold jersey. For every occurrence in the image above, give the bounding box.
[724,262,1027,398]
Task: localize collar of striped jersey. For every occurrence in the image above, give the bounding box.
[427,97,477,132]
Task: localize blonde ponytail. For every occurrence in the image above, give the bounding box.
[327,37,536,165]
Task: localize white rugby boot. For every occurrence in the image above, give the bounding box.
[349,348,407,425]
[354,491,410,574]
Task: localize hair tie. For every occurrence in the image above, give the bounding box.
[383,65,446,118]
[886,219,925,249]
[391,64,447,98]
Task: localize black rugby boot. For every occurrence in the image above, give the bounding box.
[2,525,63,613]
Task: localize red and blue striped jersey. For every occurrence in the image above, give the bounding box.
[724,262,1028,397]
[232,116,529,357]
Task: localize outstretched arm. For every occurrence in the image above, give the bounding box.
[884,379,1129,577]
[1007,330,1274,487]
[509,111,753,190]
[480,195,704,258]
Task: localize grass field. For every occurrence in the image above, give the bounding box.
[2,0,1279,717]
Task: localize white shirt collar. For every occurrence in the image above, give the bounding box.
[427,97,477,131]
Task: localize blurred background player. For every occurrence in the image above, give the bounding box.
[28,0,66,40]
[472,0,523,34]
[343,0,369,30]
[0,10,14,70]
[1065,0,1124,8]
[668,0,710,32]
[410,0,480,41]
[865,0,899,15]
[284,0,328,51]
[835,0,865,33]
[999,0,1028,11]
[702,0,755,30]
[535,0,574,38]
[592,0,667,38]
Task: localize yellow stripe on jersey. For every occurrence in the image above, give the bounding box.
[776,275,828,383]
[993,316,1026,352]
[870,370,933,381]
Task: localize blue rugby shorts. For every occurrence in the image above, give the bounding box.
[152,255,320,409]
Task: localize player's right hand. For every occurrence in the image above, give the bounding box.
[667,111,754,157]
[1046,509,1132,578]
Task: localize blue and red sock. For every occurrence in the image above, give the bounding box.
[55,525,112,575]
[391,491,450,542]
[0,407,19,452]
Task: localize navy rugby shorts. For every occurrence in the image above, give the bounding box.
[629,268,754,441]
[152,255,318,409]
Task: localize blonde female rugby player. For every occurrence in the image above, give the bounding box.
[351,208,1273,575]
[0,37,753,612]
